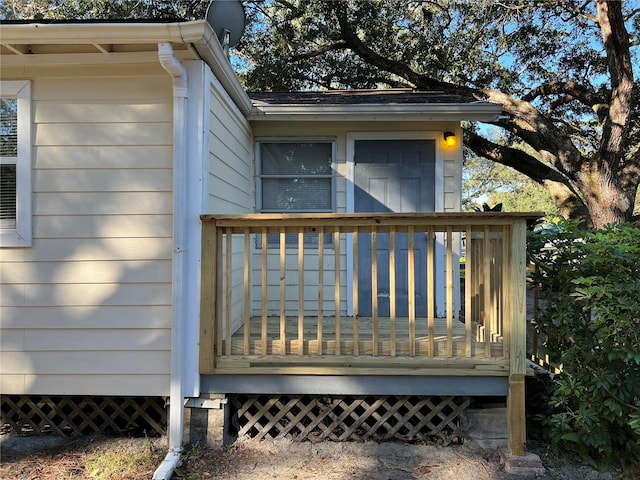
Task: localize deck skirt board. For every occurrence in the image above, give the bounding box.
[201,374,509,395]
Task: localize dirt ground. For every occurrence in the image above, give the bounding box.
[172,437,624,480]
[0,433,629,480]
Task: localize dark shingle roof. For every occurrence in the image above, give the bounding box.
[248,89,483,106]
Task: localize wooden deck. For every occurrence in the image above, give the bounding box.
[199,212,541,455]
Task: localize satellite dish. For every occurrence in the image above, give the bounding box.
[206,0,246,54]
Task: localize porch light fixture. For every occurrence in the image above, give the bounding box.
[443,131,456,147]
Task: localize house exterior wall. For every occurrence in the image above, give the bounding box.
[247,121,462,317]
[204,69,253,338]
[0,63,174,396]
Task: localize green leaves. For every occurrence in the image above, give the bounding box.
[529,221,640,468]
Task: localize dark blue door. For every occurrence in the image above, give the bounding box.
[354,139,435,317]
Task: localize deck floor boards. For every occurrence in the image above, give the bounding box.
[223,316,504,358]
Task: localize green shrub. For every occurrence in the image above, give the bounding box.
[528,221,640,467]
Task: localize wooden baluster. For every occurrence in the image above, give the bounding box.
[502,225,510,358]
[243,227,250,356]
[280,228,286,355]
[389,227,396,357]
[532,264,540,361]
[317,228,324,356]
[261,228,268,356]
[483,226,491,357]
[216,227,223,360]
[446,226,453,358]
[225,229,232,356]
[371,227,378,356]
[427,226,435,357]
[352,229,359,356]
[465,226,472,357]
[334,228,341,355]
[298,230,305,355]
[408,226,416,357]
[491,233,502,342]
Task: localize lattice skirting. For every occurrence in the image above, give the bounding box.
[230,395,470,442]
[1,395,167,437]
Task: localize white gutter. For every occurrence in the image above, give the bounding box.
[179,22,253,116]
[153,41,188,480]
[248,102,504,122]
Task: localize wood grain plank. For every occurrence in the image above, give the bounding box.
[408,226,415,357]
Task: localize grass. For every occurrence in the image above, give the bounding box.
[83,437,163,479]
[0,435,167,480]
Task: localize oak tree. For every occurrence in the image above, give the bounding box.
[3,1,638,227]
[238,0,639,227]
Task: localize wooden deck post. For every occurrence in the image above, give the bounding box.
[507,220,527,456]
[199,219,217,374]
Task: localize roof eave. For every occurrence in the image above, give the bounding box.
[184,23,253,115]
[0,21,186,44]
[0,20,253,115]
[248,103,504,122]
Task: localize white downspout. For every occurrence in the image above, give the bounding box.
[154,41,188,480]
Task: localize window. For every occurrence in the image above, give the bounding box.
[1,80,31,247]
[257,140,334,213]
[256,139,335,247]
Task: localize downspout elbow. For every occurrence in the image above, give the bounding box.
[158,42,188,97]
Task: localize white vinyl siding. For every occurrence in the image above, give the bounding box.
[0,80,32,247]
[207,75,252,214]
[0,66,173,396]
[204,69,253,341]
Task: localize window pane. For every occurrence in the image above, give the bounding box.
[0,98,18,157]
[264,232,333,247]
[261,143,332,175]
[262,178,332,211]
[0,164,17,229]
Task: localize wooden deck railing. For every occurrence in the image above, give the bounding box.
[199,213,534,377]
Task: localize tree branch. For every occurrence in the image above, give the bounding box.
[331,2,476,96]
[464,129,589,219]
[464,129,566,185]
[523,80,609,120]
[291,42,348,61]
[482,89,587,179]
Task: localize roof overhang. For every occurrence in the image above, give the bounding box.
[0,20,253,114]
[1,22,504,122]
[248,102,504,122]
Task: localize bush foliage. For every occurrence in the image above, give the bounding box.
[528,221,640,467]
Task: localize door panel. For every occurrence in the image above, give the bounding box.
[354,140,435,317]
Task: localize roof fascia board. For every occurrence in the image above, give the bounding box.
[0,21,186,44]
[248,103,503,122]
[0,51,161,66]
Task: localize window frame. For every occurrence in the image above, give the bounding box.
[255,137,336,214]
[1,80,32,247]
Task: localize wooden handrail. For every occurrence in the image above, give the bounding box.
[201,212,541,230]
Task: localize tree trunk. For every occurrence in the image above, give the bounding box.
[577,164,634,228]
